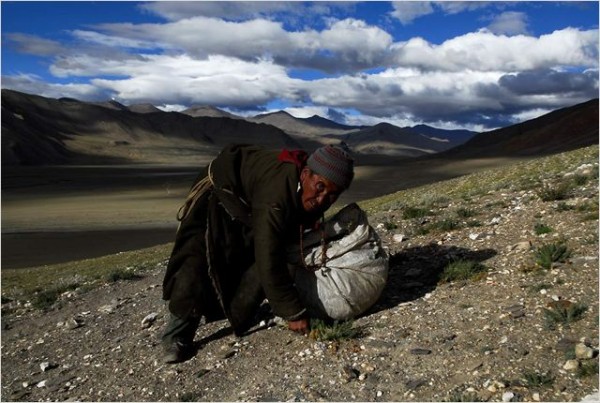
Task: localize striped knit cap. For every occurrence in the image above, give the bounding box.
[307,145,354,189]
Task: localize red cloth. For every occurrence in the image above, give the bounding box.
[278,149,308,171]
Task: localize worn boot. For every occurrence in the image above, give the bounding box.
[161,314,200,364]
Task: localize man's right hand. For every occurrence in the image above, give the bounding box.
[288,318,310,335]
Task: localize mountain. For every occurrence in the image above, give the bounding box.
[128,104,163,114]
[1,90,301,166]
[443,98,599,158]
[2,89,597,166]
[341,122,468,157]
[181,105,241,119]
[410,124,476,145]
[249,110,359,142]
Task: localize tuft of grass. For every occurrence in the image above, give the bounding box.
[577,360,599,378]
[444,391,482,402]
[106,268,142,283]
[30,282,80,311]
[1,243,172,304]
[522,371,554,387]
[383,221,398,230]
[309,319,361,341]
[534,242,572,270]
[543,303,588,330]
[431,218,460,232]
[537,181,573,201]
[456,207,476,218]
[571,174,589,186]
[402,206,430,219]
[439,260,487,283]
[534,223,553,235]
[529,283,553,293]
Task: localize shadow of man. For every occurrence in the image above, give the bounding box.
[367,243,497,315]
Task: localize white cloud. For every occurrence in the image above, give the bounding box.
[390,1,434,25]
[486,11,530,35]
[1,73,107,100]
[390,28,599,72]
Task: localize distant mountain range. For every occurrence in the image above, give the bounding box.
[1,89,597,166]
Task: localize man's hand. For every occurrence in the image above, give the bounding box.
[288,318,310,335]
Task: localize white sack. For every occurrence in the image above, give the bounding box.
[288,203,388,320]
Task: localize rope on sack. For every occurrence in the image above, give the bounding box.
[299,215,328,272]
[176,161,215,226]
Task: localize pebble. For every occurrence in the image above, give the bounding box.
[409,348,432,355]
[563,359,579,371]
[392,234,405,243]
[141,312,158,328]
[575,343,595,359]
[502,391,514,402]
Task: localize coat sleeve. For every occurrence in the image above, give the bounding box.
[252,203,307,320]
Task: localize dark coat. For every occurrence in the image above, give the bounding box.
[162,144,319,336]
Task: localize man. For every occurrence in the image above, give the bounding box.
[161,143,354,363]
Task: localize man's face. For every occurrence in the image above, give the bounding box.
[300,167,342,214]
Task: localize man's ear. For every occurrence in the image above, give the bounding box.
[300,167,311,182]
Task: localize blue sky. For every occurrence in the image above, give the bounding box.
[1,1,598,131]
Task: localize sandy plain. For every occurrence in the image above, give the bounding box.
[1,156,518,269]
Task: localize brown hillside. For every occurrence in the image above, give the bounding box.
[444,99,599,158]
[1,90,301,166]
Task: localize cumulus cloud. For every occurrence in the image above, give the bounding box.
[486,11,530,35]
[390,28,599,72]
[1,73,109,100]
[389,2,434,25]
[3,3,598,131]
[499,69,599,96]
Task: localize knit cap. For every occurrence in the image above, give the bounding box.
[307,145,354,189]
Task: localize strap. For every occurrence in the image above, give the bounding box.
[176,160,215,224]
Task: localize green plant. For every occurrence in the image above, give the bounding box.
[577,360,599,378]
[466,220,482,227]
[529,283,553,293]
[534,223,553,235]
[537,181,573,201]
[30,283,80,311]
[440,260,487,283]
[571,174,589,186]
[456,208,476,218]
[445,391,482,402]
[106,268,141,283]
[383,221,398,230]
[556,201,575,212]
[309,319,361,341]
[433,218,460,232]
[402,206,430,219]
[534,242,572,270]
[523,371,554,387]
[543,303,588,330]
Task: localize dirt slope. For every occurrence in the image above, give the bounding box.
[1,148,598,402]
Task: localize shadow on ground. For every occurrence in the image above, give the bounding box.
[367,243,497,315]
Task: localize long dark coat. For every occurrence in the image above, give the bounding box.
[162,144,319,336]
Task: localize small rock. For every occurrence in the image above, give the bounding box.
[581,392,600,402]
[40,362,56,372]
[141,312,158,328]
[392,234,405,243]
[409,348,432,355]
[469,233,481,240]
[65,318,84,330]
[575,343,595,359]
[36,380,47,388]
[502,391,514,402]
[512,241,531,252]
[563,359,579,371]
[532,392,540,401]
[405,379,426,390]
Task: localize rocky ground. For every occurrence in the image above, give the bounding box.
[1,157,598,402]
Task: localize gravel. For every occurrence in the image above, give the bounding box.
[2,163,598,402]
